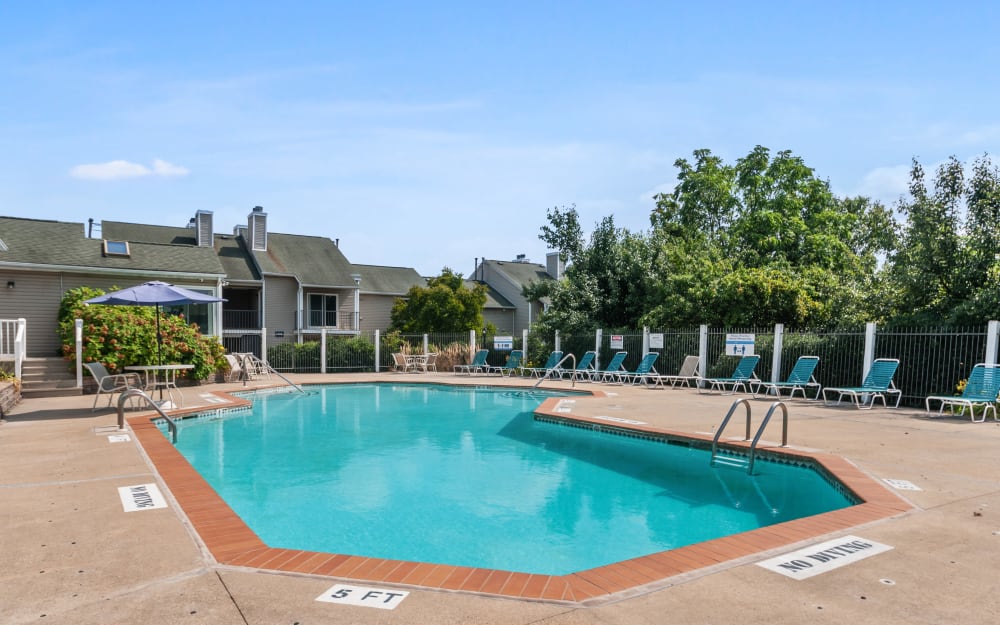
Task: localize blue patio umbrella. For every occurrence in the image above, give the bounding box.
[84,281,225,366]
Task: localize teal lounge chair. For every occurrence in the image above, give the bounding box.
[562,351,597,381]
[594,351,628,383]
[698,355,761,394]
[752,355,822,400]
[523,351,564,378]
[453,349,489,375]
[652,355,701,389]
[925,363,1000,422]
[484,350,524,377]
[618,352,660,385]
[822,358,902,409]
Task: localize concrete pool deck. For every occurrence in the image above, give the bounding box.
[2,373,999,623]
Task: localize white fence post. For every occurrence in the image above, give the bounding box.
[771,323,784,383]
[423,333,429,355]
[320,328,327,374]
[374,329,380,372]
[14,318,26,380]
[642,326,650,355]
[986,320,999,365]
[862,322,877,382]
[554,330,560,354]
[595,329,603,372]
[75,319,83,388]
[469,329,476,352]
[261,327,268,362]
[522,328,528,355]
[698,325,708,388]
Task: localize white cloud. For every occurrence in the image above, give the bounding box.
[855,165,910,204]
[152,159,189,177]
[70,160,151,180]
[69,158,190,180]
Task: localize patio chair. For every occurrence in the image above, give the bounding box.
[822,358,902,409]
[652,355,701,389]
[594,351,628,383]
[522,351,563,378]
[484,350,524,377]
[415,352,438,373]
[618,352,660,385]
[238,353,272,380]
[454,349,489,375]
[925,363,1000,422]
[561,351,597,381]
[391,352,414,373]
[223,354,244,382]
[698,355,761,395]
[84,362,141,411]
[751,355,822,400]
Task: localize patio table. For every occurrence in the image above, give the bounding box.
[125,364,194,408]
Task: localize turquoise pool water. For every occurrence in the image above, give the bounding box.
[167,384,853,575]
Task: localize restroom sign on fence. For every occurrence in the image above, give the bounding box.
[725,333,755,356]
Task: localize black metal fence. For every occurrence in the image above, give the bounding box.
[231,323,996,407]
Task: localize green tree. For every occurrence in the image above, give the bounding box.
[889,155,1000,324]
[390,268,488,332]
[645,146,894,326]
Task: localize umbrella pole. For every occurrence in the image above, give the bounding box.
[155,305,163,401]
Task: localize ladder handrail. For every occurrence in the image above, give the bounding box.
[711,398,752,461]
[239,354,305,393]
[533,353,577,388]
[747,401,788,475]
[117,388,178,443]
[711,398,788,475]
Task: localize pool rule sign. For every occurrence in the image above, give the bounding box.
[725,333,755,356]
[316,583,409,610]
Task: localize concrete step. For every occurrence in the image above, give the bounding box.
[21,386,83,398]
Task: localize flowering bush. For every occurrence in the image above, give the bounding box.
[58,286,226,380]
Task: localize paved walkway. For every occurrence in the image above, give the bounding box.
[2,373,999,624]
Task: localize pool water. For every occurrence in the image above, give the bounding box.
[168,384,854,575]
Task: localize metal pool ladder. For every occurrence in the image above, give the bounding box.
[116,388,179,443]
[710,398,789,475]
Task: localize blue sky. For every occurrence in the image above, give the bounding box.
[2,1,999,276]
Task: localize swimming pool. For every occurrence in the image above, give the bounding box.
[166,384,854,576]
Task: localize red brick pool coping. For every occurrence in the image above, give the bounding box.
[128,390,913,604]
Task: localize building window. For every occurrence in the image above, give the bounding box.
[163,287,216,336]
[308,293,338,327]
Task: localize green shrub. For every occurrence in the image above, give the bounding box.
[58,286,226,380]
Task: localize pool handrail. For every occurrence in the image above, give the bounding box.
[242,359,305,394]
[711,398,788,475]
[117,387,178,443]
[533,353,577,388]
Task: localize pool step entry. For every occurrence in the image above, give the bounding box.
[711,453,751,471]
[711,398,788,475]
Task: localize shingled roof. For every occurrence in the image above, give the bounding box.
[1,217,224,276]
[250,232,356,286]
[352,264,425,295]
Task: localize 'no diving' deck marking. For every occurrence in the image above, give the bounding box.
[316,583,409,610]
[757,535,892,579]
[118,483,167,512]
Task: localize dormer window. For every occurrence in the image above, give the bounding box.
[102,240,130,257]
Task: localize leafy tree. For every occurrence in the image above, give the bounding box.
[532,208,656,333]
[645,146,894,326]
[889,155,1000,324]
[390,268,487,332]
